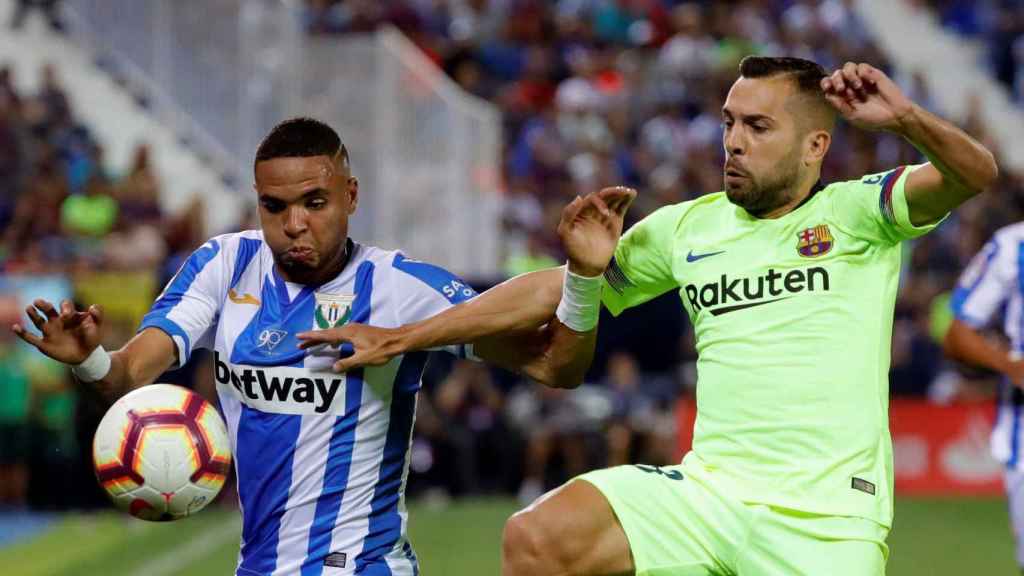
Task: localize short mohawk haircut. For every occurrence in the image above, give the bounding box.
[255,117,349,167]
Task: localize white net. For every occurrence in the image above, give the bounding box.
[65,1,503,278]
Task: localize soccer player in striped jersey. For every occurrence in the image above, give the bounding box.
[944,223,1024,571]
[11,117,635,576]
[301,57,998,575]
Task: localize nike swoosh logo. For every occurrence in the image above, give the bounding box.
[709,297,791,316]
[686,250,726,263]
[228,289,261,306]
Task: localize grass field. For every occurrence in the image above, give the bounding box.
[1,497,1015,575]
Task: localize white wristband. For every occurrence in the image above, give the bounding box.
[555,266,603,332]
[72,346,112,382]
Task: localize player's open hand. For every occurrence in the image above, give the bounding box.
[821,62,915,133]
[297,323,402,373]
[558,186,637,277]
[11,299,104,364]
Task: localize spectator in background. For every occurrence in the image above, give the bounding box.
[9,0,64,33]
[36,64,71,129]
[414,359,514,497]
[304,0,350,35]
[601,350,677,468]
[117,145,162,222]
[23,317,75,510]
[0,295,34,508]
[59,165,117,267]
[4,153,68,273]
[926,0,1024,103]
[103,143,168,269]
[503,233,559,277]
[0,75,27,233]
[506,382,609,505]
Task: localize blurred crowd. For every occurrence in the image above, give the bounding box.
[0,64,205,275]
[0,60,210,511]
[924,0,1024,103]
[4,0,1024,509]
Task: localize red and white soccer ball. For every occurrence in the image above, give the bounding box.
[92,384,232,521]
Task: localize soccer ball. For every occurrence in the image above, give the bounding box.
[93,384,232,521]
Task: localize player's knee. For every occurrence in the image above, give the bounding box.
[502,509,561,575]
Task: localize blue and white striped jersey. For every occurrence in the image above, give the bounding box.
[951,222,1024,469]
[139,230,477,575]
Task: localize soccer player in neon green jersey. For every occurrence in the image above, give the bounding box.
[298,57,998,575]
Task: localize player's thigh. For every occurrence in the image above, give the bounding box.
[576,464,742,575]
[739,506,888,576]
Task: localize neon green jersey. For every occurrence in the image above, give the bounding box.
[602,165,940,527]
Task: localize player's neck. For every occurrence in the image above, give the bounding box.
[756,178,821,220]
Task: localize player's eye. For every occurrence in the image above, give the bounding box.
[750,123,767,133]
[307,198,327,210]
[261,199,285,213]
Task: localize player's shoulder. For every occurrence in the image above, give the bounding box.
[355,243,466,287]
[361,244,475,303]
[198,229,266,258]
[192,230,268,278]
[179,231,268,291]
[348,242,401,271]
[990,221,1024,245]
[980,222,1024,264]
[674,191,729,215]
[823,165,924,196]
[631,192,725,234]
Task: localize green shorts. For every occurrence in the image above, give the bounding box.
[578,461,888,575]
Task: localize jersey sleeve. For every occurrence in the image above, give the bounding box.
[391,253,479,358]
[830,164,946,245]
[139,238,228,368]
[601,204,683,316]
[950,234,1016,328]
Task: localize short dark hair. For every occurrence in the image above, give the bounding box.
[255,117,349,167]
[739,56,828,93]
[738,56,834,131]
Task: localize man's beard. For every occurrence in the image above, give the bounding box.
[275,251,320,283]
[274,239,348,285]
[724,156,801,217]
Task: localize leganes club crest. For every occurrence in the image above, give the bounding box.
[314,292,355,330]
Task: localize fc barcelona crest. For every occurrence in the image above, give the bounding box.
[314,292,355,330]
[796,224,833,258]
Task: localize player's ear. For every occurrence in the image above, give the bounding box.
[346,177,359,215]
[804,130,830,166]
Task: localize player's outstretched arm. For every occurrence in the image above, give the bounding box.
[296,266,563,369]
[11,299,176,400]
[298,187,636,388]
[822,62,998,225]
[943,319,1024,387]
[473,187,635,387]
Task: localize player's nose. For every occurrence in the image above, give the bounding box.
[725,130,745,156]
[283,207,308,237]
